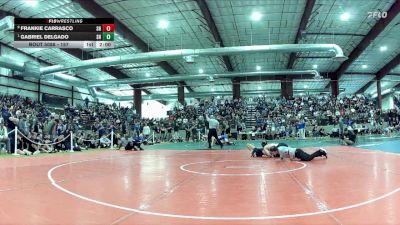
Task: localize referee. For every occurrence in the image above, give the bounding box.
[205,114,223,149]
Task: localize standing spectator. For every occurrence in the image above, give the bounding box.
[298,119,306,139]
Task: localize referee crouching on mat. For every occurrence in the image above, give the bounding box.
[205,114,223,149]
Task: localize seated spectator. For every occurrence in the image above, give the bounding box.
[119,134,131,150]
[125,135,144,151]
[99,134,111,148]
[219,132,234,145]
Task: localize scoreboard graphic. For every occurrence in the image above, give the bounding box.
[14,18,115,49]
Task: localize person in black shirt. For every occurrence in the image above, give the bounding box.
[166,123,173,142]
[184,123,192,142]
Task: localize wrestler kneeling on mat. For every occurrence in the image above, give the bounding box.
[269,145,327,161]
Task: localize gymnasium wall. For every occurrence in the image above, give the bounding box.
[382,95,394,110]
[0,72,98,105]
[142,100,171,118]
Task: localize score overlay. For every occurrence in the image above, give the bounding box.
[14,18,115,49]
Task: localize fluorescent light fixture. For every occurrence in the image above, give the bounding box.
[145,72,150,77]
[251,12,262,21]
[217,96,221,99]
[340,12,350,21]
[361,65,368,69]
[304,84,308,88]
[158,20,169,29]
[312,64,318,69]
[382,89,391,95]
[257,86,261,90]
[380,46,387,51]
[372,89,391,98]
[198,68,204,74]
[258,94,262,97]
[256,65,261,71]
[25,0,38,7]
[211,88,215,92]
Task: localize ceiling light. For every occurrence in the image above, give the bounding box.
[158,20,169,29]
[217,96,221,99]
[361,65,368,69]
[198,68,204,74]
[145,72,150,77]
[257,86,261,90]
[304,84,308,88]
[381,89,391,95]
[251,12,262,21]
[25,0,38,7]
[258,94,262,97]
[256,65,261,71]
[211,88,215,92]
[380,46,387,52]
[340,12,350,21]
[312,64,318,69]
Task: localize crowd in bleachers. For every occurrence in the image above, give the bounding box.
[0,94,148,155]
[252,94,383,138]
[170,94,400,141]
[1,93,400,155]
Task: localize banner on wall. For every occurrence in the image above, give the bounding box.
[42,93,68,106]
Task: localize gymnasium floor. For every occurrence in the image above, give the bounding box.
[1,136,400,225]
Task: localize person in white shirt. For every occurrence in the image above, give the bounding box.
[270,145,327,161]
[205,114,223,149]
[0,122,9,152]
[142,124,151,139]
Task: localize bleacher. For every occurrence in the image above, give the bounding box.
[245,102,257,128]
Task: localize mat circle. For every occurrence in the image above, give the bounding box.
[47,152,400,220]
[179,160,307,176]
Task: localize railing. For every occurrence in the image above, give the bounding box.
[9,127,116,156]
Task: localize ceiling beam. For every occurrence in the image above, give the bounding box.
[195,0,233,71]
[287,0,316,69]
[382,82,400,98]
[132,82,179,89]
[355,80,375,94]
[355,52,400,94]
[342,72,375,75]
[236,74,315,82]
[333,0,400,80]
[376,53,400,80]
[74,0,194,93]
[126,74,317,87]
[62,49,168,105]
[297,56,332,59]
[305,32,365,37]
[63,49,130,79]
